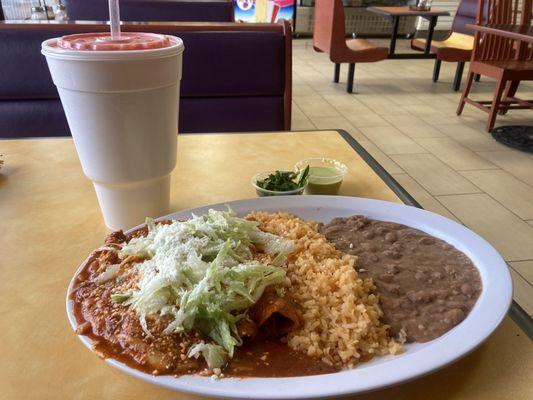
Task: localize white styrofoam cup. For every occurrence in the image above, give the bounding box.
[42,36,184,230]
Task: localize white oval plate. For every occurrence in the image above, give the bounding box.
[66,196,512,399]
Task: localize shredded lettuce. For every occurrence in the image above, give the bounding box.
[110,293,131,303]
[117,208,293,368]
[188,342,228,370]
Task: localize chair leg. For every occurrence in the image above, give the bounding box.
[474,73,481,82]
[499,80,520,115]
[334,63,340,83]
[347,63,355,93]
[457,69,475,115]
[487,75,507,132]
[432,59,441,82]
[453,62,465,91]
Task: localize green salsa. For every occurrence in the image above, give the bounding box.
[305,166,343,195]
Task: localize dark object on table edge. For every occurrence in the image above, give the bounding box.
[491,126,533,153]
[409,5,431,11]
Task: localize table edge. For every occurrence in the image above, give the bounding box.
[334,129,533,340]
[336,129,421,208]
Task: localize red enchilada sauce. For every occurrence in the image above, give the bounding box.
[71,290,336,377]
[70,227,337,378]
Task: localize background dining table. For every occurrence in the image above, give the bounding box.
[366,6,450,58]
[0,130,532,400]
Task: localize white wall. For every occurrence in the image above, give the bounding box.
[1,0,33,20]
[416,0,461,30]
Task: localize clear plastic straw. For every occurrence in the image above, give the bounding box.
[108,0,121,39]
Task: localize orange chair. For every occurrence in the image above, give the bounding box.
[313,0,388,93]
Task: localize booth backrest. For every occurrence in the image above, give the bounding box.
[63,0,234,22]
[0,21,292,138]
[451,0,481,35]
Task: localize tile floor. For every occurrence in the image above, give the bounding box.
[291,38,533,316]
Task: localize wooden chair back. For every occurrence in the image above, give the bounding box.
[473,0,533,61]
[478,0,531,25]
[313,0,346,57]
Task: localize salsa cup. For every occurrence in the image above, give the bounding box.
[251,171,307,197]
[294,158,348,195]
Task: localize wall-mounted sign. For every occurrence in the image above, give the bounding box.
[235,0,296,23]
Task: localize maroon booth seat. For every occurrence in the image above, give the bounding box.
[0,21,292,138]
[63,0,235,22]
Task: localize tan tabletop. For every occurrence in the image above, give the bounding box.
[1,131,532,400]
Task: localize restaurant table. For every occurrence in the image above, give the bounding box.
[466,23,533,153]
[367,6,450,59]
[1,130,532,400]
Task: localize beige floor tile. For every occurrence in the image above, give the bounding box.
[400,124,449,139]
[383,115,446,138]
[391,154,481,195]
[293,83,317,97]
[421,113,466,126]
[359,126,427,155]
[307,79,346,95]
[382,115,421,126]
[294,96,340,118]
[333,103,377,120]
[385,93,427,106]
[477,150,533,187]
[291,102,316,130]
[298,70,326,81]
[392,174,459,221]
[460,170,533,220]
[344,112,391,128]
[402,103,446,116]
[358,140,404,174]
[308,116,367,141]
[509,261,533,285]
[509,268,533,316]
[437,193,533,261]
[415,137,498,171]
[434,123,507,152]
[321,93,363,109]
[292,117,316,130]
[359,97,407,116]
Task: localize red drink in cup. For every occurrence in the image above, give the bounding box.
[42,32,184,229]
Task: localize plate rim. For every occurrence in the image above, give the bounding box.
[66,195,512,399]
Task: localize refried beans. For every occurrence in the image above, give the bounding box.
[320,216,482,342]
